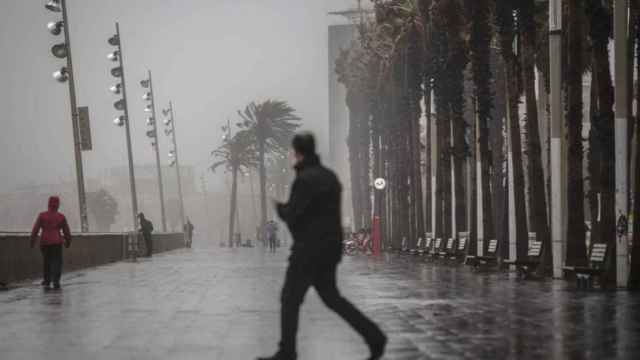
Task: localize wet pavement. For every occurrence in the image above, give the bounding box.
[1,247,639,360]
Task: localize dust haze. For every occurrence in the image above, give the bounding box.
[0,0,358,233]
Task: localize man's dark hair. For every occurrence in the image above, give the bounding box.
[292,132,316,156]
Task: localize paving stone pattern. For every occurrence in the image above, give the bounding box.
[1,247,639,360]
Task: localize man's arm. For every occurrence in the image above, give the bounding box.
[30,214,42,248]
[276,177,313,228]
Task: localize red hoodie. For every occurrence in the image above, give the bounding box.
[31,196,72,247]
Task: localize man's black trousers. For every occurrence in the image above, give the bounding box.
[41,244,62,285]
[143,234,153,257]
[278,256,384,357]
[269,236,277,252]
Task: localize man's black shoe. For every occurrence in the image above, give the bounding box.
[256,352,296,360]
[368,334,387,360]
[52,283,61,290]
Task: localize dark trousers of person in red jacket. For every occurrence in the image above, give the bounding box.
[41,244,63,287]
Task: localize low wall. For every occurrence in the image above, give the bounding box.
[0,232,184,285]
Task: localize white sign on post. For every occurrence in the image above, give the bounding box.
[374,178,386,190]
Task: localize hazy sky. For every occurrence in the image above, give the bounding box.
[0,0,358,193]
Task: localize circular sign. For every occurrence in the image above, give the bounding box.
[374,178,387,190]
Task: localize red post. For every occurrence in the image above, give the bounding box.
[372,215,381,256]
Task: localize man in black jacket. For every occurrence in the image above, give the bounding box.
[138,213,154,257]
[258,133,386,360]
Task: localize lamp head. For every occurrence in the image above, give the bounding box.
[51,43,68,58]
[52,67,68,82]
[45,0,62,12]
[108,34,119,46]
[107,51,119,61]
[114,99,126,111]
[109,84,122,94]
[113,115,126,127]
[47,21,63,35]
[110,67,122,78]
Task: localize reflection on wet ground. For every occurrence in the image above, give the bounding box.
[0,248,638,359]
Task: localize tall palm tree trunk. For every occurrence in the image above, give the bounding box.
[565,0,587,267]
[628,4,640,288]
[347,97,363,229]
[587,0,616,285]
[504,57,529,260]
[229,166,239,247]
[587,68,602,245]
[521,0,553,270]
[258,133,267,243]
[439,106,453,239]
[360,103,372,228]
[470,0,496,246]
[497,0,528,260]
[425,88,433,235]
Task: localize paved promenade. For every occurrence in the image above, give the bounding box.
[1,246,639,360]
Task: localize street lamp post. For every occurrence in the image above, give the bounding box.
[614,0,630,287]
[549,0,565,278]
[108,22,138,230]
[141,71,167,232]
[163,102,186,231]
[45,0,89,232]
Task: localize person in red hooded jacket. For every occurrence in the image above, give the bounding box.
[30,196,72,290]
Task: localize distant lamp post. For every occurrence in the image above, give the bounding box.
[107,22,138,231]
[45,0,89,232]
[140,71,168,232]
[45,0,62,12]
[162,102,186,230]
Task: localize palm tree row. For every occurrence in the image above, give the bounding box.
[211,99,301,246]
[335,0,640,286]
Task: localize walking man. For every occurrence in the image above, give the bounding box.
[30,196,72,290]
[138,213,154,257]
[258,133,386,360]
[266,220,278,253]
[184,218,195,248]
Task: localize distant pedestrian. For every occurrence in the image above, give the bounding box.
[30,196,72,290]
[184,218,194,248]
[266,220,278,253]
[138,213,154,257]
[258,133,386,360]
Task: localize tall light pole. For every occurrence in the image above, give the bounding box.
[548,0,565,278]
[200,174,210,242]
[108,23,138,230]
[141,71,167,232]
[162,102,186,230]
[45,0,89,232]
[614,0,630,287]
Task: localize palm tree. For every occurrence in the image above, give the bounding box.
[211,129,256,247]
[238,100,301,239]
[628,0,640,289]
[469,0,496,249]
[519,0,552,270]
[586,0,616,286]
[565,0,588,267]
[496,0,528,260]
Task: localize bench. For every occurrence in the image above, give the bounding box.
[410,238,424,255]
[465,239,498,268]
[401,237,409,252]
[438,238,457,259]
[418,238,433,256]
[452,236,468,261]
[504,241,543,278]
[563,243,608,289]
[428,238,443,258]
